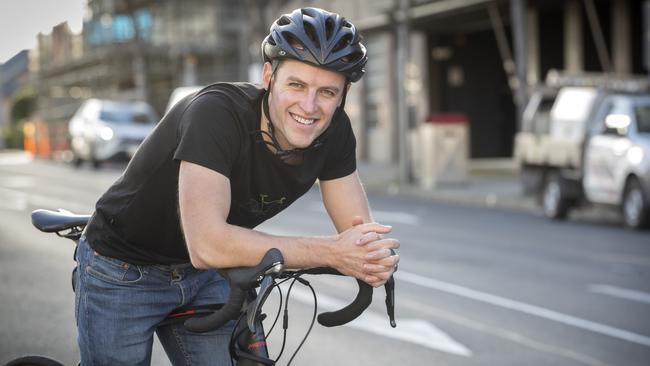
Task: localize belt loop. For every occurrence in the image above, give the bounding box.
[171,269,182,282]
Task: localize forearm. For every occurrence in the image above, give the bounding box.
[320,171,373,232]
[178,161,396,285]
[186,222,338,270]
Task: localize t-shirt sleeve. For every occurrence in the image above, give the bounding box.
[318,112,357,181]
[173,93,242,178]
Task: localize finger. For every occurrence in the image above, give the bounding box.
[366,238,400,251]
[367,254,400,268]
[364,239,399,259]
[359,222,392,234]
[355,231,380,245]
[362,262,394,273]
[366,276,389,288]
[363,275,385,288]
[364,248,394,260]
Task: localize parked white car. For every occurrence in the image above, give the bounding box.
[515,86,650,229]
[583,94,650,228]
[69,99,159,168]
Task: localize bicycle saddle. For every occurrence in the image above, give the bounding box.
[31,209,91,233]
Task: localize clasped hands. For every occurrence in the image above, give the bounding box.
[338,216,400,288]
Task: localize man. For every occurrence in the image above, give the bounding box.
[76,7,400,365]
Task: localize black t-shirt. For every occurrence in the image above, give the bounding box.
[84,82,357,265]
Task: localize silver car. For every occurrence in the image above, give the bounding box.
[69,99,159,168]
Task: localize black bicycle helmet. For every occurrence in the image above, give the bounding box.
[262,7,367,82]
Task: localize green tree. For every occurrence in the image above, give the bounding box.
[3,92,36,149]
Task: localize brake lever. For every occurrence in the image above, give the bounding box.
[384,275,396,328]
[247,274,276,333]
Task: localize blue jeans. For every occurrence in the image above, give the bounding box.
[75,237,234,365]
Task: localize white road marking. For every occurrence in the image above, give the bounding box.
[0,186,90,213]
[0,151,33,165]
[396,271,650,347]
[589,284,650,305]
[309,203,420,225]
[0,175,36,188]
[288,285,472,356]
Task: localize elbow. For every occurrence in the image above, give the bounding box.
[187,243,212,269]
[189,251,211,270]
[185,233,230,270]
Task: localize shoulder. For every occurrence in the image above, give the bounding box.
[178,83,263,129]
[193,82,264,109]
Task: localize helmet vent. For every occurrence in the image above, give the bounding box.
[333,34,352,53]
[325,17,335,39]
[278,16,292,26]
[284,32,305,51]
[303,21,318,46]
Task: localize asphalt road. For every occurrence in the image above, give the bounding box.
[1,154,649,366]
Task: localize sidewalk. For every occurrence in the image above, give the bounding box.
[357,159,537,213]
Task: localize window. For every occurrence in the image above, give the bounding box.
[99,103,157,124]
[635,105,650,133]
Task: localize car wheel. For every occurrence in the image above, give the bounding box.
[622,178,650,230]
[542,171,570,220]
[71,154,83,168]
[91,158,102,169]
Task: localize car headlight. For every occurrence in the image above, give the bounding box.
[627,146,644,165]
[99,126,114,141]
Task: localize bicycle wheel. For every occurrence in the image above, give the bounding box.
[3,356,65,366]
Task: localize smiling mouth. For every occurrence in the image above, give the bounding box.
[290,112,317,126]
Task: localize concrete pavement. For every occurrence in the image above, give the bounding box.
[357,158,537,213]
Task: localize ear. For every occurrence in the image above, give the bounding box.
[262,62,273,90]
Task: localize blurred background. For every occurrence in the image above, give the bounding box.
[1,1,649,365]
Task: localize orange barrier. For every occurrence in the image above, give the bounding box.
[23,120,69,159]
[23,121,37,155]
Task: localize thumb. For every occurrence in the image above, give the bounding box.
[351,216,364,226]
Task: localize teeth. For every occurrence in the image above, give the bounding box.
[291,113,316,125]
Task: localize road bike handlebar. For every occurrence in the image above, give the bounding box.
[297,267,373,327]
[185,248,396,333]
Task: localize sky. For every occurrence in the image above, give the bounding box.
[0,0,85,64]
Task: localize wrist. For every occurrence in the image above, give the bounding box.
[319,234,339,269]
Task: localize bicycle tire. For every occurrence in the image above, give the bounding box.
[3,356,65,366]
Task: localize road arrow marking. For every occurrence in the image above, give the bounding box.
[287,285,472,357]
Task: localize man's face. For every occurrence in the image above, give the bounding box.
[262,59,347,151]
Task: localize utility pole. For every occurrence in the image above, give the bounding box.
[396,0,411,186]
[510,0,528,131]
[645,1,650,77]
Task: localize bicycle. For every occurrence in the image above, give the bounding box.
[4,209,397,366]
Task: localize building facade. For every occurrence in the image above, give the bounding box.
[19,0,650,170]
[308,0,648,167]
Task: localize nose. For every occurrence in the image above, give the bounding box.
[299,91,318,115]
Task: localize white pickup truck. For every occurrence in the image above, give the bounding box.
[514,86,650,229]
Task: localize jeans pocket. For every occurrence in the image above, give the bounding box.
[86,251,143,285]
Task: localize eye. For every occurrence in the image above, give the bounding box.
[288,82,304,89]
[320,89,337,98]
